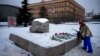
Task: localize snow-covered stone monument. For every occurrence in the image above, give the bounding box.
[9,18,82,56]
[30,18,49,33]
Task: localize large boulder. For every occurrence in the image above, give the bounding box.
[30,18,49,33]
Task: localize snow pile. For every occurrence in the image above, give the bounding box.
[33,18,49,23]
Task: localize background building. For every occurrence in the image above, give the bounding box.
[0,4,20,22]
[28,0,85,23]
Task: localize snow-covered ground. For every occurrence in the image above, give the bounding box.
[0,22,100,56]
[0,22,8,26]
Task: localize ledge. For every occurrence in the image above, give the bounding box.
[9,34,81,56]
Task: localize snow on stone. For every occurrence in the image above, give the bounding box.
[33,18,49,23]
[30,18,49,33]
[12,24,77,48]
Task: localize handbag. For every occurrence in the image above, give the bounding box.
[77,31,84,40]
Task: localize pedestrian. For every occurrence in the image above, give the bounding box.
[79,20,93,53]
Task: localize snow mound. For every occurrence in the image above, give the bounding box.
[33,18,49,23]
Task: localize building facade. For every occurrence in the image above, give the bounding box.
[0,4,20,22]
[28,0,85,23]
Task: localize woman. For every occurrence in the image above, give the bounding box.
[79,21,93,53]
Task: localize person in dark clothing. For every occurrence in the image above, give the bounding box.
[79,21,93,53]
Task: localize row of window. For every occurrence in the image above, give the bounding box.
[32,6,84,16]
[29,1,85,18]
[32,3,84,14]
[31,1,69,10]
[0,7,19,17]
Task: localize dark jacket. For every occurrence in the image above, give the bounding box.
[80,24,93,38]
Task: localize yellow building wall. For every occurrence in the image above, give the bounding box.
[28,0,85,22]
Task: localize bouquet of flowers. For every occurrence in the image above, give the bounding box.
[51,32,73,42]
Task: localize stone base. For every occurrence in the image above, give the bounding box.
[9,34,81,56]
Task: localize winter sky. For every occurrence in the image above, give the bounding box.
[0,0,100,13]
